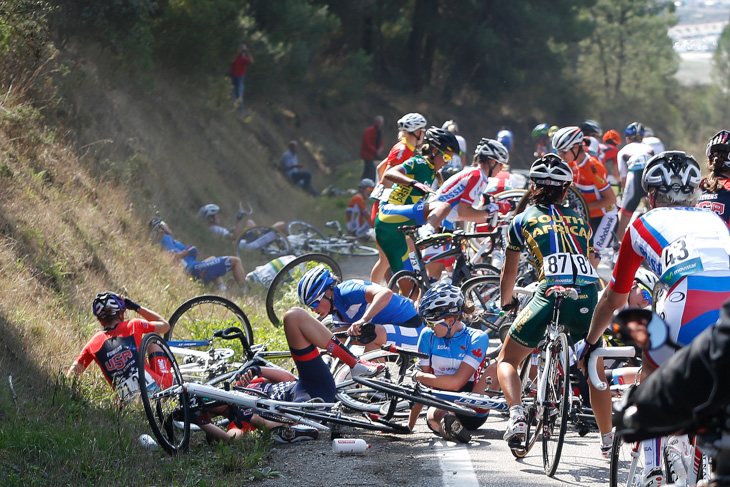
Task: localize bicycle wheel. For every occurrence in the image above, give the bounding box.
[324,241,380,257]
[387,270,425,302]
[276,405,411,435]
[287,220,327,239]
[460,276,502,332]
[265,253,343,325]
[354,377,477,417]
[235,226,291,259]
[542,332,571,477]
[610,434,646,487]
[515,186,590,221]
[138,333,190,455]
[510,354,541,458]
[165,295,254,353]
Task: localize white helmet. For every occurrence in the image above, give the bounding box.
[441,120,458,133]
[359,178,375,189]
[475,139,509,165]
[397,113,427,133]
[634,267,658,291]
[529,154,574,185]
[641,151,701,204]
[551,126,584,153]
[198,204,220,218]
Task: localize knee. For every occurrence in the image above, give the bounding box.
[282,307,309,328]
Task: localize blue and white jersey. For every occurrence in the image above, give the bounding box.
[332,279,419,325]
[159,234,197,272]
[416,326,490,376]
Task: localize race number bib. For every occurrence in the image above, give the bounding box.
[116,370,157,403]
[542,252,599,286]
[660,235,730,286]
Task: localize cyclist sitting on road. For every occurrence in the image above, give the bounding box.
[582,151,730,481]
[495,154,608,452]
[150,218,247,292]
[297,265,424,352]
[346,178,375,239]
[552,126,618,265]
[411,283,494,444]
[66,292,171,403]
[698,130,730,225]
[614,122,655,240]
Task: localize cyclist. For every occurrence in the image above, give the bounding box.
[583,151,730,473]
[370,112,428,284]
[442,120,467,169]
[599,129,622,185]
[531,123,550,157]
[579,119,603,158]
[66,292,171,403]
[495,154,608,451]
[199,203,287,241]
[614,122,655,240]
[643,127,665,156]
[698,130,730,225]
[552,126,618,264]
[150,218,247,292]
[374,127,458,274]
[412,283,492,443]
[496,127,514,153]
[297,265,424,352]
[346,178,375,238]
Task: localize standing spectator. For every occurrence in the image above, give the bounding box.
[279,140,318,196]
[229,43,254,114]
[360,115,385,181]
[442,120,467,169]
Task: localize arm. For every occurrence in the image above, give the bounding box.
[66,361,85,380]
[588,186,617,212]
[500,250,521,307]
[456,201,494,223]
[382,164,413,187]
[586,287,629,345]
[416,362,476,391]
[348,284,393,335]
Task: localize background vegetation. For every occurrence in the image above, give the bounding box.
[1,0,729,484]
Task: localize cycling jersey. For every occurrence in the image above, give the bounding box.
[332,279,421,326]
[599,142,618,168]
[417,326,490,379]
[346,193,372,237]
[370,138,416,203]
[643,136,665,157]
[159,234,232,283]
[570,154,615,218]
[209,224,231,239]
[698,178,730,226]
[617,142,654,180]
[384,156,434,206]
[160,234,198,272]
[484,171,515,195]
[432,166,488,224]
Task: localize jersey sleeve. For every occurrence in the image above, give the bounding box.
[506,214,525,252]
[73,337,98,370]
[608,229,645,294]
[462,330,489,371]
[416,329,434,368]
[591,162,610,192]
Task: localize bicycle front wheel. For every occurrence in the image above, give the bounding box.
[265,253,342,325]
[542,332,571,476]
[387,270,425,302]
[610,434,646,487]
[138,333,190,455]
[235,226,291,259]
[326,241,380,257]
[287,220,327,239]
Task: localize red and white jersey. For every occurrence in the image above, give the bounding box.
[610,206,730,293]
[484,171,514,195]
[433,166,488,223]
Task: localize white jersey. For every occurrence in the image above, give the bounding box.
[643,136,665,157]
[616,142,654,180]
[209,224,231,239]
[449,135,468,169]
[432,166,488,225]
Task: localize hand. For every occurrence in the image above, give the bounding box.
[417,223,435,240]
[348,320,366,336]
[575,336,601,374]
[501,296,519,312]
[123,297,141,312]
[235,365,261,387]
[486,202,500,215]
[411,181,433,195]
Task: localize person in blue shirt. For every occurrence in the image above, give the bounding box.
[149,218,247,292]
[297,265,424,352]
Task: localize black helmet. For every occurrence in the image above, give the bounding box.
[439,165,461,181]
[579,120,602,137]
[424,127,460,154]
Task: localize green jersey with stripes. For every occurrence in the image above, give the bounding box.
[386,155,435,206]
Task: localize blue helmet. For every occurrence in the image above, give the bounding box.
[92,292,125,319]
[496,129,514,152]
[297,265,335,307]
[625,122,645,138]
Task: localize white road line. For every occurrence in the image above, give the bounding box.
[436,441,480,487]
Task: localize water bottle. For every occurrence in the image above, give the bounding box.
[138,434,159,450]
[332,438,370,454]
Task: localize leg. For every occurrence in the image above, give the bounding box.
[497,335,533,408]
[587,355,612,434]
[362,159,375,181]
[272,221,288,234]
[369,244,390,284]
[228,256,246,285]
[282,307,335,350]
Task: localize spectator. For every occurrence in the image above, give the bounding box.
[360,116,384,181]
[346,178,375,238]
[149,218,247,292]
[442,120,467,169]
[279,140,318,197]
[229,43,254,114]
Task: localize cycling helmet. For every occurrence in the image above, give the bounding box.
[397,113,427,133]
[603,129,622,146]
[634,267,658,291]
[418,282,465,321]
[475,139,509,165]
[149,218,164,232]
[705,130,730,157]
[641,151,701,203]
[92,292,125,319]
[644,127,655,137]
[548,125,559,138]
[532,123,550,139]
[441,120,459,133]
[297,265,336,308]
[625,122,645,138]
[439,165,461,181]
[496,129,513,152]
[198,204,220,218]
[551,126,584,153]
[359,178,375,189]
[580,120,602,137]
[424,127,460,154]
[529,154,574,185]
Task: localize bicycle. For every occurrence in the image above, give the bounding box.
[234,225,291,260]
[286,220,379,257]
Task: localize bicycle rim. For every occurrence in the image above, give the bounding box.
[510,404,541,459]
[138,333,190,455]
[460,276,502,332]
[542,333,570,477]
[276,406,410,435]
[287,220,326,239]
[235,226,291,259]
[610,435,646,487]
[387,270,424,302]
[265,253,342,325]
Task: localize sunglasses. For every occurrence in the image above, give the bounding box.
[426,317,452,328]
[436,148,453,162]
[307,293,327,310]
[637,284,653,305]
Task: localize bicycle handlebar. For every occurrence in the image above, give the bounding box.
[381,344,429,360]
[587,346,636,391]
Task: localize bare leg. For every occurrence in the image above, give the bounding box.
[587,355,612,435]
[370,244,390,284]
[229,256,246,284]
[282,308,334,350]
[496,336,533,408]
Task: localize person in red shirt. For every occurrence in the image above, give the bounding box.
[229,43,254,114]
[360,115,384,181]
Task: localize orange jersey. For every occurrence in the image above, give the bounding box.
[569,154,615,218]
[377,139,416,179]
[346,193,372,231]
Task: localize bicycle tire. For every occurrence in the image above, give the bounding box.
[460,276,502,332]
[610,433,647,487]
[542,332,571,476]
[510,354,541,458]
[387,270,425,302]
[515,186,590,221]
[324,241,380,257]
[235,226,291,259]
[287,220,327,239]
[138,333,190,455]
[265,253,343,326]
[165,295,254,354]
[354,377,477,417]
[275,405,410,435]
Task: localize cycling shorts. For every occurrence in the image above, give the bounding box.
[589,209,618,252]
[509,281,598,348]
[620,170,646,217]
[291,344,337,403]
[377,201,427,225]
[383,322,425,350]
[190,257,232,283]
[646,271,730,367]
